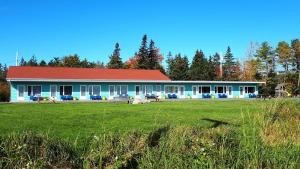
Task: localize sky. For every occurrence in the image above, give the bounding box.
[0,0,300,67]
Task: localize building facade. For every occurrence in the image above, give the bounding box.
[7,66,263,102]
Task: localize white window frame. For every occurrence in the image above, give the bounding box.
[144,85,153,95]
[244,86,256,94]
[17,85,25,100]
[27,85,42,96]
[59,85,73,96]
[135,85,141,96]
[80,85,87,99]
[88,85,101,96]
[50,85,57,98]
[179,85,185,96]
[239,86,244,96]
[192,85,198,96]
[116,85,128,96]
[215,86,226,94]
[109,85,115,96]
[156,85,161,93]
[199,85,211,94]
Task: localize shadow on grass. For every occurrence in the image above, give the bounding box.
[201,118,229,128]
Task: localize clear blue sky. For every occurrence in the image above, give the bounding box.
[1,0,300,66]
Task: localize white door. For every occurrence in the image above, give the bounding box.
[192,85,197,98]
[227,86,233,98]
[239,86,244,98]
[17,85,25,101]
[156,85,161,98]
[135,85,141,99]
[109,85,115,100]
[50,85,57,99]
[179,86,185,98]
[80,85,87,100]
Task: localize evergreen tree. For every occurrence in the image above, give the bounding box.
[148,40,159,69]
[223,47,237,80]
[39,60,47,66]
[27,55,38,66]
[189,50,209,80]
[107,43,123,69]
[48,57,61,67]
[256,42,276,75]
[137,35,149,69]
[207,55,216,80]
[167,53,189,80]
[19,57,26,66]
[291,39,300,87]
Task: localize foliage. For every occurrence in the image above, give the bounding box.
[277,41,292,72]
[167,53,190,80]
[107,43,123,69]
[256,42,276,75]
[223,47,240,80]
[189,50,210,80]
[0,82,10,102]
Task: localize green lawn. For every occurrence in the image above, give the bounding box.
[0,100,265,141]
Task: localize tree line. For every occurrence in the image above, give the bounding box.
[1,35,300,101]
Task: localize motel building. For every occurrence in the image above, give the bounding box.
[6,66,264,102]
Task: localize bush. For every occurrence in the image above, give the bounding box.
[0,82,10,102]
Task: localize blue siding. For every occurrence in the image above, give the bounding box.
[9,81,259,102]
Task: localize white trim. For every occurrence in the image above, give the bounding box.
[80,85,87,100]
[239,86,244,98]
[50,85,57,98]
[27,85,42,96]
[7,78,265,84]
[135,85,141,96]
[192,85,198,98]
[59,85,73,96]
[17,85,25,101]
[226,86,233,98]
[178,85,185,98]
[108,85,115,99]
[88,85,101,96]
[198,85,211,94]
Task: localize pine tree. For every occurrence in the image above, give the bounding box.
[148,40,159,69]
[223,47,237,80]
[213,53,222,79]
[189,50,209,80]
[207,55,216,80]
[39,60,47,66]
[19,57,26,66]
[256,42,276,75]
[167,53,189,80]
[137,35,149,69]
[27,55,38,66]
[107,43,123,69]
[48,57,61,67]
[277,41,291,73]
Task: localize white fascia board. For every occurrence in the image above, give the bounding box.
[7,78,265,84]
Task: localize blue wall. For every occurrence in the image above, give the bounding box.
[9,81,258,102]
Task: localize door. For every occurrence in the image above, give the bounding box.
[156,85,161,98]
[192,85,197,98]
[50,85,57,99]
[80,85,87,100]
[239,86,244,98]
[226,86,233,98]
[179,86,185,98]
[17,85,25,101]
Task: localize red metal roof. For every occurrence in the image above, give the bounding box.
[7,66,171,81]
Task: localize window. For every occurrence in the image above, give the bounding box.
[202,86,210,94]
[18,85,24,97]
[144,85,153,94]
[174,86,178,94]
[50,85,56,97]
[27,85,41,96]
[88,85,101,96]
[116,85,127,96]
[60,86,72,95]
[245,86,255,94]
[179,86,184,95]
[135,86,140,95]
[156,85,161,93]
[240,87,244,95]
[227,86,232,95]
[198,86,202,94]
[80,86,87,97]
[215,86,225,93]
[192,86,197,95]
[109,86,115,96]
[165,85,180,94]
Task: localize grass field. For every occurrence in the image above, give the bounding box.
[0,100,263,140]
[0,99,299,168]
